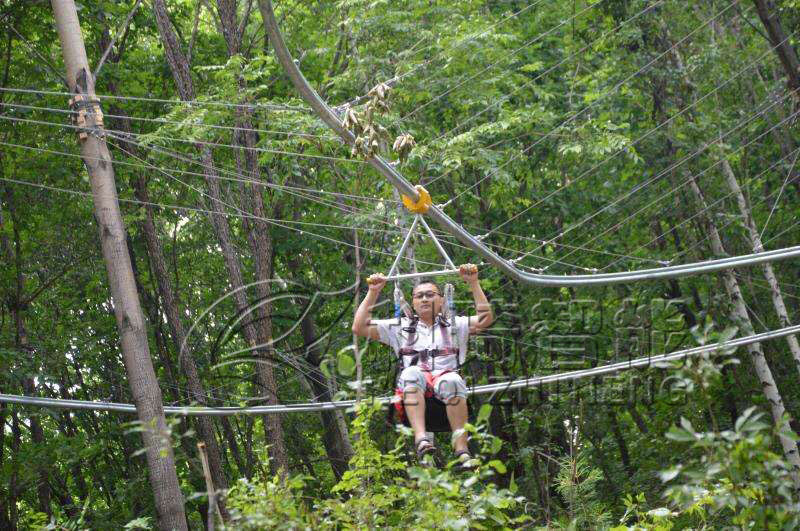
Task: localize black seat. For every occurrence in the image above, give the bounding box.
[400,395,452,432]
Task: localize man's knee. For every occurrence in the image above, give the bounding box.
[435,374,467,403]
[399,366,426,394]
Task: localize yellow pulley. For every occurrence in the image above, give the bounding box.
[401,185,432,214]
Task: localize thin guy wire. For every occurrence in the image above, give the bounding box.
[599,146,800,272]
[0,86,310,113]
[480,20,792,241]
[509,86,797,271]
[104,132,404,231]
[428,0,665,146]
[0,101,339,141]
[0,172,446,270]
[543,87,799,269]
[442,0,739,210]
[400,0,607,123]
[0,113,363,164]
[0,139,392,205]
[759,147,799,240]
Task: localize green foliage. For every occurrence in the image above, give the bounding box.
[662,407,800,529]
[224,401,527,529]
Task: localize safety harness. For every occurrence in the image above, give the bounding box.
[388,310,461,429]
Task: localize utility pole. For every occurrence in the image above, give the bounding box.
[49,1,187,529]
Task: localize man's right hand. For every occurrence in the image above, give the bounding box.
[366,273,387,292]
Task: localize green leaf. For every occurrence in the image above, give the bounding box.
[477,403,493,425]
[338,352,355,376]
[488,460,507,474]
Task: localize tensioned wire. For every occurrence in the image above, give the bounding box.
[398,0,608,123]
[438,0,740,209]
[104,132,413,235]
[0,171,451,270]
[0,113,361,165]
[103,128,635,270]
[0,99,339,141]
[547,97,800,270]
[3,14,792,276]
[339,0,550,110]
[759,148,799,239]
[33,133,646,270]
[517,81,800,269]
[466,85,799,271]
[438,15,793,236]
[104,125,634,272]
[524,100,800,271]
[106,132,384,212]
[9,4,764,272]
[0,113,783,277]
[0,154,593,274]
[424,0,666,147]
[0,86,310,114]
[3,102,790,277]
[646,190,800,275]
[111,139,446,269]
[0,139,388,205]
[538,68,800,265]
[0,110,408,236]
[598,148,800,272]
[110,128,604,271]
[2,323,799,414]
[0,134,593,271]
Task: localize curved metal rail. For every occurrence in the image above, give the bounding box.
[2,324,798,415]
[260,0,800,286]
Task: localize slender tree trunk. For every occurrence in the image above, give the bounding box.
[151,0,288,474]
[298,312,355,480]
[751,0,800,98]
[686,174,800,483]
[50,2,187,528]
[215,0,289,474]
[720,158,800,376]
[0,404,9,530]
[108,96,231,510]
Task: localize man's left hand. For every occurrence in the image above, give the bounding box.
[459,263,479,284]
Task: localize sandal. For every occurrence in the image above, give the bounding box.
[415,437,437,463]
[454,450,476,470]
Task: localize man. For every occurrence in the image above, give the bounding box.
[351,263,494,463]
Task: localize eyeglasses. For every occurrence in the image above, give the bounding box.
[413,291,441,300]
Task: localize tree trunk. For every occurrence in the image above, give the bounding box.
[720,158,800,376]
[298,312,355,480]
[50,2,187,529]
[686,174,800,483]
[108,94,231,511]
[215,0,289,476]
[751,0,800,99]
[151,0,288,475]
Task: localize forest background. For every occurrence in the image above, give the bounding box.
[2,0,800,529]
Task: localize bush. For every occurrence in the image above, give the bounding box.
[223,400,529,530]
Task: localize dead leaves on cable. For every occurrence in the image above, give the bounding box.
[342,82,415,163]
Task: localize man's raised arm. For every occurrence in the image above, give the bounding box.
[459,264,494,334]
[352,273,387,341]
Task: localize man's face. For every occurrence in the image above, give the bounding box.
[412,282,442,319]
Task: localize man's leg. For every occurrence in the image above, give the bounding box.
[445,397,469,453]
[436,373,469,453]
[399,366,429,444]
[403,387,428,442]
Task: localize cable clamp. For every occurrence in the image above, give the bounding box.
[69,93,105,141]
